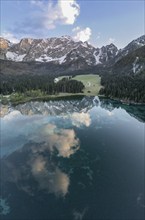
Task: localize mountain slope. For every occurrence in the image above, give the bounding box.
[112,45,145,74]
[114,35,145,63]
[1,36,119,67]
[100,46,145,103]
[0,35,145,78]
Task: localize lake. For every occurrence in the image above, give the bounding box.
[0,97,145,220]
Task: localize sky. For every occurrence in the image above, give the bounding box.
[1,0,145,48]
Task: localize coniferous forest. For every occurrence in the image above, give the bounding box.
[99,45,145,103]
[0,74,84,95]
[99,71,145,103]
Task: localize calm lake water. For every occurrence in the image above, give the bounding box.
[0,97,145,220]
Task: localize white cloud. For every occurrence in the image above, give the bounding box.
[48,127,79,158]
[31,155,70,196]
[31,124,80,158]
[73,27,92,42]
[30,0,80,30]
[108,37,115,44]
[72,26,81,32]
[71,112,91,127]
[59,0,80,24]
[1,32,19,43]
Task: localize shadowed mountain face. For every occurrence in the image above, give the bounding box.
[0,36,118,66]
[112,45,145,75]
[0,35,145,76]
[114,35,145,63]
[99,44,145,103]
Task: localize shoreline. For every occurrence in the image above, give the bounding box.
[107,96,145,106]
[0,93,145,106]
[0,93,86,106]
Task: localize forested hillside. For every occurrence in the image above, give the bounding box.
[99,46,145,103]
[100,71,145,103]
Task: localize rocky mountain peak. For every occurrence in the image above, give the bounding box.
[1,35,144,70]
[114,35,145,62]
[131,35,145,46]
[0,37,11,60]
[0,37,10,50]
[19,38,34,46]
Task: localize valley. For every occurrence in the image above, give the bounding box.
[0,35,145,104]
[1,1,145,220]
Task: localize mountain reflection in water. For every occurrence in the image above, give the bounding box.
[0,97,145,220]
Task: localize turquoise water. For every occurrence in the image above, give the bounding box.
[0,98,145,220]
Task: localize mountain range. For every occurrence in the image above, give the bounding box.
[0,35,145,76]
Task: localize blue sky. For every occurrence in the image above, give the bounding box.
[1,0,144,48]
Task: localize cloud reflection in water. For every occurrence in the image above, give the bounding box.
[30,155,70,196]
[1,112,82,197]
[1,141,70,197]
[31,123,80,158]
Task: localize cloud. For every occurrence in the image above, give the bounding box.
[27,0,80,31]
[71,112,91,127]
[31,155,70,196]
[73,27,92,42]
[2,110,80,159]
[108,37,115,44]
[2,145,70,197]
[59,0,80,24]
[1,32,19,43]
[42,124,79,158]
[31,123,80,158]
[72,26,81,32]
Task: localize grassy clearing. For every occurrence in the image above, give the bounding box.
[58,74,102,96]
[0,74,102,105]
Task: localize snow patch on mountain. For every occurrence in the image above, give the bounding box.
[93,50,102,65]
[6,52,26,61]
[2,35,145,69]
[35,54,67,64]
[132,57,144,74]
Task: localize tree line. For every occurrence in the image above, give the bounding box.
[99,71,145,103]
[0,74,84,95]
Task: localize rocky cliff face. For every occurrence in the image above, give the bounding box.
[0,35,145,75]
[0,38,10,59]
[0,38,10,50]
[0,36,119,67]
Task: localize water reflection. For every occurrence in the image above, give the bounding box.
[30,154,70,196]
[31,123,80,158]
[0,198,10,215]
[1,141,70,197]
[0,97,144,220]
[71,112,91,127]
[1,114,83,158]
